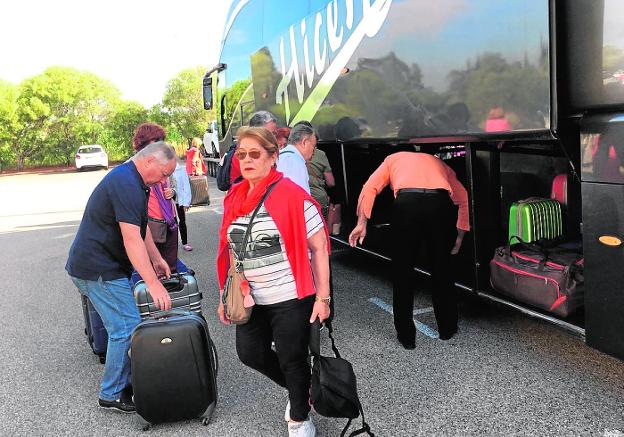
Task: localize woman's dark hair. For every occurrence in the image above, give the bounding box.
[275,127,291,142]
[133,123,167,152]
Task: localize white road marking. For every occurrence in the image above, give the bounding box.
[368,297,439,339]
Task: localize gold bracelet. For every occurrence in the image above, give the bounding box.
[315,295,331,305]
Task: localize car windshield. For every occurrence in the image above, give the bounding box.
[78,147,103,154]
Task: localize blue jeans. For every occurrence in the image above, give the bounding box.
[71,276,141,401]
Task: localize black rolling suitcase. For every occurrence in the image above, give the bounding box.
[131,311,218,430]
[81,295,108,364]
[189,175,210,205]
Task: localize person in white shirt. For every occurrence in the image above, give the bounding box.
[171,160,193,251]
[276,122,317,193]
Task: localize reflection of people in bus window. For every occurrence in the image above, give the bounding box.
[592,125,624,183]
[485,106,511,132]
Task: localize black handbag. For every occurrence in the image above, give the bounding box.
[309,321,374,437]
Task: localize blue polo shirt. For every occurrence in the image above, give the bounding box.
[277,144,310,193]
[66,161,150,281]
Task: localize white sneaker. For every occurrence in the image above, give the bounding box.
[288,416,316,437]
[284,400,291,422]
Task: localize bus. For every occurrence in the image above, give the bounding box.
[203,0,624,360]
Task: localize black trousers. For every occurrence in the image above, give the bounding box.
[176,204,187,245]
[390,191,458,339]
[236,296,314,421]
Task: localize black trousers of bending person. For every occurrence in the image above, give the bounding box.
[390,190,458,341]
[176,204,188,245]
[235,296,314,422]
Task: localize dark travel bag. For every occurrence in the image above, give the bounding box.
[131,311,218,430]
[490,241,584,318]
[133,270,202,320]
[190,175,210,205]
[81,295,108,364]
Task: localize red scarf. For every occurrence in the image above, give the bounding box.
[217,169,330,299]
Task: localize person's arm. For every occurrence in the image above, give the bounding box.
[323,171,335,188]
[119,222,172,310]
[308,228,331,323]
[321,153,335,188]
[445,165,470,254]
[348,160,390,246]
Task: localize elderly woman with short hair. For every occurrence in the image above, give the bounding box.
[132,122,179,272]
[216,126,330,437]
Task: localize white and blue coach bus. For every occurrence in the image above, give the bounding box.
[203,0,624,361]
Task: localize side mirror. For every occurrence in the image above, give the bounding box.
[203,75,213,110]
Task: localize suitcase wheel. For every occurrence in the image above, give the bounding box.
[142,424,150,432]
[99,355,106,364]
[202,417,211,426]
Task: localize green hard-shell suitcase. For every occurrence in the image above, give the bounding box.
[508,198,562,243]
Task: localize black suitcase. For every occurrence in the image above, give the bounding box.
[81,295,108,364]
[131,312,218,430]
[190,175,210,205]
[133,271,202,320]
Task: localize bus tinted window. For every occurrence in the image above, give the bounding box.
[263,0,310,45]
[256,0,550,139]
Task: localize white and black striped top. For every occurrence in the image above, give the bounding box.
[227,200,324,305]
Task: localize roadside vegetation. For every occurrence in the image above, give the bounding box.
[0,66,214,172]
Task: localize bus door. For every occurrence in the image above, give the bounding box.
[580,115,624,360]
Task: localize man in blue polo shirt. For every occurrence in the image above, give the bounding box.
[66,141,176,413]
[277,122,317,193]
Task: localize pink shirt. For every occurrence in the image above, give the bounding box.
[485,118,511,132]
[357,152,470,231]
[147,182,167,220]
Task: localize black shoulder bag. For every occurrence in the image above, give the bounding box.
[309,321,374,437]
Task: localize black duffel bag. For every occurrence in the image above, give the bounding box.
[309,321,374,437]
[490,239,584,318]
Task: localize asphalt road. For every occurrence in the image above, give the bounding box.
[1,169,623,436]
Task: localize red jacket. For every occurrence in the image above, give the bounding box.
[217,178,330,299]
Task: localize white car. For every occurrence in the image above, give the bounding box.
[75,145,108,171]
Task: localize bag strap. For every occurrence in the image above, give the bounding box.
[340,405,375,436]
[309,322,375,437]
[235,178,282,265]
[309,320,340,358]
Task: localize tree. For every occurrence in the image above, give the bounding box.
[9,75,51,170]
[33,67,121,166]
[162,66,213,143]
[0,81,18,171]
[99,100,148,160]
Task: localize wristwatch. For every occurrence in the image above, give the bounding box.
[315,295,331,305]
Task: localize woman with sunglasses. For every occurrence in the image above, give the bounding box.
[216,126,331,437]
[132,122,179,272]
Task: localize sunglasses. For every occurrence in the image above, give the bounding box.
[235,150,263,160]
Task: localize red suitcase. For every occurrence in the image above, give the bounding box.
[551,174,567,206]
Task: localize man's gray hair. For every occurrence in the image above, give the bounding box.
[249,110,277,127]
[134,141,176,164]
[288,122,317,145]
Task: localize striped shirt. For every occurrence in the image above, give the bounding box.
[227,200,324,305]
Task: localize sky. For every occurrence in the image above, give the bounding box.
[0,0,232,107]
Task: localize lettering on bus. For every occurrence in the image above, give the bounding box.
[276,0,393,125]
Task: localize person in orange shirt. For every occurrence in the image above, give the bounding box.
[348,151,469,349]
[186,137,207,176]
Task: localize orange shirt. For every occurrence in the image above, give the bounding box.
[357,152,470,231]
